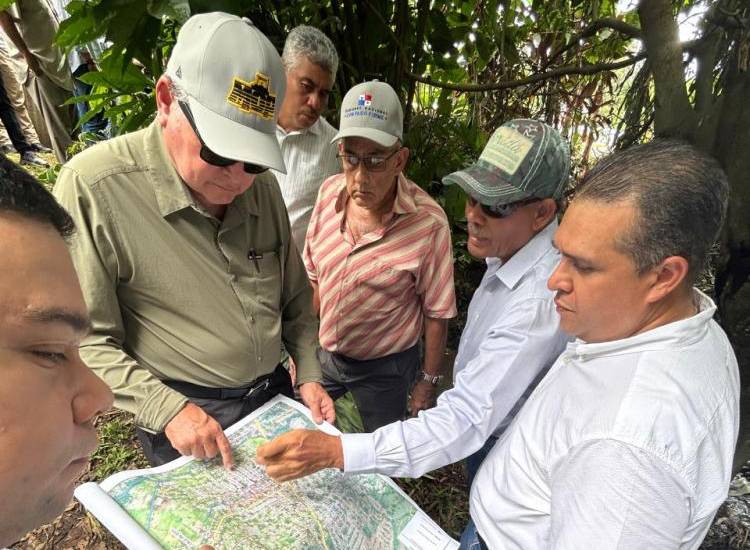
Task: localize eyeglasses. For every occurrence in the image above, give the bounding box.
[337,148,401,172]
[466,194,541,218]
[178,101,268,175]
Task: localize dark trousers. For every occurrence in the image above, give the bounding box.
[319,344,420,432]
[136,364,293,466]
[0,77,31,153]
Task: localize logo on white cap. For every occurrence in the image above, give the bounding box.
[344,91,388,122]
[226,73,277,120]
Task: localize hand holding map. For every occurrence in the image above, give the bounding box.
[257,428,344,481]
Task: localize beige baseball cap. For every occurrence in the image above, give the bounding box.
[166,12,287,172]
[331,80,403,147]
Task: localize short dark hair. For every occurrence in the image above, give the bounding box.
[0,155,75,238]
[575,139,728,283]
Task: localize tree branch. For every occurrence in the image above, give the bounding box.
[542,17,642,71]
[405,53,646,92]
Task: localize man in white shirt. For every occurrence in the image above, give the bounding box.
[466,139,739,548]
[0,157,113,548]
[256,119,571,486]
[272,25,340,253]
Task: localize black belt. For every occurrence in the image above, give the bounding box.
[163,364,287,401]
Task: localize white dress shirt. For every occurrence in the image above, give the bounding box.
[341,220,570,477]
[271,117,339,253]
[471,290,740,549]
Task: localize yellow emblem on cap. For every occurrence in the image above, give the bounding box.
[226,73,276,120]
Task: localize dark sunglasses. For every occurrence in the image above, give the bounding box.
[178,101,268,175]
[466,194,541,218]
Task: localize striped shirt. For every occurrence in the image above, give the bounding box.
[271,117,340,254]
[304,173,457,359]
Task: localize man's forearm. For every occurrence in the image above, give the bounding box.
[422,316,448,376]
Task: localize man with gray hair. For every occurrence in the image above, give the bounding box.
[54,13,333,469]
[273,25,340,253]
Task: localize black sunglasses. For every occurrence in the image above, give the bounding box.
[466,195,541,219]
[178,101,268,175]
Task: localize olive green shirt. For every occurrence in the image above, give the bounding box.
[54,122,321,432]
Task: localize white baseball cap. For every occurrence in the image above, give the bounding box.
[331,80,403,147]
[166,12,287,172]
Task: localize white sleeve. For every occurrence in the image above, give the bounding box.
[342,297,562,477]
[550,439,691,549]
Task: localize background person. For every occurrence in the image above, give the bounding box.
[273,25,340,254]
[301,80,457,431]
[0,0,75,163]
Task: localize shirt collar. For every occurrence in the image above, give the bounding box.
[493,219,558,289]
[276,116,325,139]
[146,121,259,220]
[569,289,718,359]
[333,172,417,216]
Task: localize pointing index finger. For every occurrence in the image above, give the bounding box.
[216,431,235,470]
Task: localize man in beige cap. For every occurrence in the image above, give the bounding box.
[54,12,333,468]
[299,80,457,431]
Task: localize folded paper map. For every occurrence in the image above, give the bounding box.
[75,395,459,550]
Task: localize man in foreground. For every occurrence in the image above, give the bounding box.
[273,25,340,254]
[54,12,332,469]
[301,80,457,431]
[257,119,571,489]
[0,156,113,548]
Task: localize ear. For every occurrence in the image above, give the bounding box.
[644,255,690,304]
[155,76,174,127]
[531,198,557,231]
[395,146,410,172]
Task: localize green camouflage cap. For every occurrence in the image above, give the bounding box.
[442,119,570,205]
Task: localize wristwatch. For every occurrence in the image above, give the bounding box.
[417,370,444,386]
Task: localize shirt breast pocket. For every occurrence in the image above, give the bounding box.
[253,247,283,311]
[354,261,411,312]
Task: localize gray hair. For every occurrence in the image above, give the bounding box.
[282,25,338,80]
[575,139,728,283]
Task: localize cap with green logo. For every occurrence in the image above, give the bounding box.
[331,80,403,148]
[166,12,287,172]
[442,119,570,205]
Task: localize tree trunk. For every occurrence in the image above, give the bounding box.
[711,51,750,472]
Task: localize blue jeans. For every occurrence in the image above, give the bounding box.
[459,518,488,550]
[72,65,109,134]
[465,435,498,492]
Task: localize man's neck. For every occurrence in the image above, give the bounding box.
[632,285,698,338]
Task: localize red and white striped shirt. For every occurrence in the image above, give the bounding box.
[304,173,457,360]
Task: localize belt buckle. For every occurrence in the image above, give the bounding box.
[244,377,270,400]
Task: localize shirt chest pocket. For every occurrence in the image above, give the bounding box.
[354,261,413,307]
[251,248,283,311]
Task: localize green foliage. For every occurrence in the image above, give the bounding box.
[90,413,148,480]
